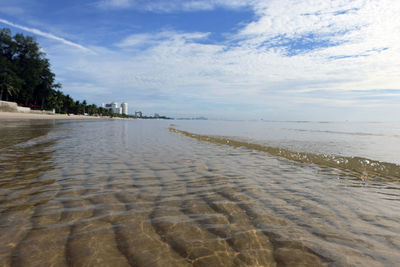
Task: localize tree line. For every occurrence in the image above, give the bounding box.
[0,28,114,116]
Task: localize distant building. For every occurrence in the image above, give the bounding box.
[135,111,142,118]
[110,102,121,114]
[121,103,128,115]
[102,102,128,115]
[154,113,160,118]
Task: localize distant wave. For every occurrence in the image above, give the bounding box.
[170,128,400,183]
[284,128,400,138]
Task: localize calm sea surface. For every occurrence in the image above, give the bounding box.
[0,119,399,266]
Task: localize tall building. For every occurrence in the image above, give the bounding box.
[102,102,127,115]
[111,102,121,114]
[121,102,128,115]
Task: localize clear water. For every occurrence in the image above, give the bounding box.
[0,119,399,266]
[173,120,400,165]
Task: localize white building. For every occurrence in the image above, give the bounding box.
[121,102,128,115]
[111,102,121,114]
[102,102,128,115]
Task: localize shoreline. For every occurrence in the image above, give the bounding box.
[0,111,111,120]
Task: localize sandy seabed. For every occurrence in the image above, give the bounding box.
[0,119,399,266]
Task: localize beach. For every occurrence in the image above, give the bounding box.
[1,1,398,265]
[0,111,105,120]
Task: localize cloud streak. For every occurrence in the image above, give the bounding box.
[0,18,92,52]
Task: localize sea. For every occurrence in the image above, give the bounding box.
[0,119,399,266]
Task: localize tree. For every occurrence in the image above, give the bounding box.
[0,29,21,101]
[0,28,61,107]
[0,28,15,61]
[1,27,102,116]
[82,100,87,114]
[0,61,22,101]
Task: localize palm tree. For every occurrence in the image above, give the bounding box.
[82,100,87,114]
[0,68,21,101]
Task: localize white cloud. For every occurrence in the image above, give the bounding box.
[116,31,211,48]
[238,0,400,56]
[97,0,251,12]
[12,0,399,120]
[97,0,131,9]
[0,18,92,52]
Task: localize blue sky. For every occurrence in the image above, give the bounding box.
[0,0,399,120]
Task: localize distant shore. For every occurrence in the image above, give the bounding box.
[0,111,109,120]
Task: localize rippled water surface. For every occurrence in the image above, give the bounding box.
[0,119,399,266]
[173,120,400,165]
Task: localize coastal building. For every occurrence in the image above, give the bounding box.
[111,102,121,114]
[102,102,128,115]
[121,103,128,115]
[135,111,142,118]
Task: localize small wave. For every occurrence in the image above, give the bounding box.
[12,128,68,150]
[286,128,400,138]
[169,128,400,183]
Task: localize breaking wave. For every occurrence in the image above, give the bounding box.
[170,128,400,183]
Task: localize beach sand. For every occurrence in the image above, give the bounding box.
[0,112,110,120]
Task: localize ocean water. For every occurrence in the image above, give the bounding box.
[173,120,400,165]
[0,119,399,266]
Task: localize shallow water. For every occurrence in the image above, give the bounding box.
[173,120,400,165]
[0,119,399,266]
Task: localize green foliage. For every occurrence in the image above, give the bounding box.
[0,28,108,116]
[1,28,56,107]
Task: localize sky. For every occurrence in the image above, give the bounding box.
[0,0,399,120]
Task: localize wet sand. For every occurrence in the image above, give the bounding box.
[0,120,399,266]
